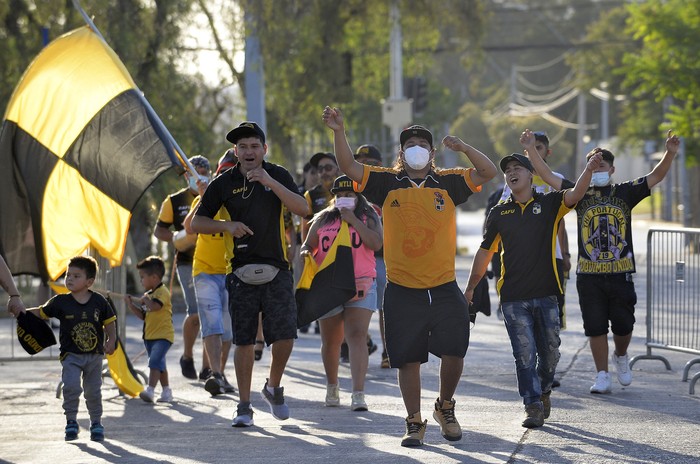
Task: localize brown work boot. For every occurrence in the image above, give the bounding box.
[401,413,427,447]
[541,391,551,419]
[522,403,545,428]
[432,398,462,441]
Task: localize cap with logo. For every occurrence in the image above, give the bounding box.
[16,311,57,355]
[499,153,534,173]
[226,121,266,145]
[354,144,382,162]
[400,125,433,148]
[330,175,355,194]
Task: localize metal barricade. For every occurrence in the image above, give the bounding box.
[630,228,700,394]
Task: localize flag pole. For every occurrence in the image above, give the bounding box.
[71,0,197,176]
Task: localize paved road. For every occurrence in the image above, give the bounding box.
[0,211,698,463]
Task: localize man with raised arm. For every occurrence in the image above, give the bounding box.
[465,149,602,428]
[519,128,680,395]
[323,106,496,447]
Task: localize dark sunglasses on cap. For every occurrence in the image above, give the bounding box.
[317,164,337,172]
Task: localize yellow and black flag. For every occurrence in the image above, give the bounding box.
[296,221,357,327]
[0,26,179,281]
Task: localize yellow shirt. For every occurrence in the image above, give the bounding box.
[191,197,228,276]
[356,165,479,288]
[143,284,174,343]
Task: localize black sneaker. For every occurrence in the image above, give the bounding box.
[199,367,212,381]
[65,420,79,441]
[204,373,225,396]
[90,422,104,442]
[340,342,349,363]
[367,337,378,356]
[222,374,236,393]
[180,355,197,380]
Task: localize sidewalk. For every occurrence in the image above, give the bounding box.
[1,213,698,463]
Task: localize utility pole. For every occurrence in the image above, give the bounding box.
[381,1,412,159]
[244,12,267,134]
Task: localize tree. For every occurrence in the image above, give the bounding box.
[622,0,700,161]
[197,0,487,169]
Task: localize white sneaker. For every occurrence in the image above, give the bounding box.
[157,387,173,403]
[139,386,155,403]
[325,384,340,407]
[590,371,612,394]
[612,352,632,386]
[351,392,368,411]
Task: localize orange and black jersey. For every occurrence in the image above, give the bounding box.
[355,165,480,289]
[481,190,571,302]
[196,161,298,272]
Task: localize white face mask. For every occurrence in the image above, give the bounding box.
[403,146,431,170]
[591,171,611,187]
[188,174,209,192]
[335,197,356,210]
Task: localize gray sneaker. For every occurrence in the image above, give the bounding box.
[232,403,254,427]
[260,378,289,420]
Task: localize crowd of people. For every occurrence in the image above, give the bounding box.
[2,112,680,447]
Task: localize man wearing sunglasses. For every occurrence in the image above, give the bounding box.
[301,152,339,241]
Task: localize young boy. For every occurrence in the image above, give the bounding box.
[23,256,117,442]
[125,256,175,403]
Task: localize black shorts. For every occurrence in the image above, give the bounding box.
[383,280,470,368]
[226,269,298,346]
[576,273,637,337]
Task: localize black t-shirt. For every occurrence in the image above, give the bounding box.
[196,161,299,271]
[481,190,570,302]
[575,178,650,275]
[40,292,117,357]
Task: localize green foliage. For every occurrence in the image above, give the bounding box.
[238,0,486,164]
[622,0,700,159]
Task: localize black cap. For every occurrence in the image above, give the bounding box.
[499,153,534,173]
[309,152,337,168]
[354,144,382,162]
[226,121,266,145]
[400,125,433,148]
[330,175,355,194]
[16,311,57,355]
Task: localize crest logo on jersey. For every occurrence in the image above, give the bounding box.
[434,192,445,212]
[533,203,541,215]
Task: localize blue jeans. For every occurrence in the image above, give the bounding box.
[501,296,561,405]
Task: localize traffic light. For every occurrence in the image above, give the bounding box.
[414,76,428,114]
[404,76,428,115]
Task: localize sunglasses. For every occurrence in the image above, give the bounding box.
[317,164,337,172]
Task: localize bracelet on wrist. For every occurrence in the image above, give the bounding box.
[8,294,20,298]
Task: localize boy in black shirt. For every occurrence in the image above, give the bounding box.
[22,256,116,441]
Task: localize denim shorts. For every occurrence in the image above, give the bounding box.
[145,339,172,372]
[176,263,198,316]
[319,279,378,320]
[195,273,233,341]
